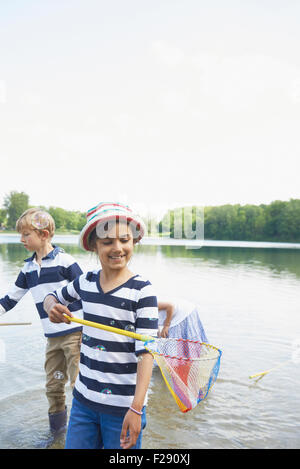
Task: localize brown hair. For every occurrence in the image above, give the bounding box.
[16,208,55,238]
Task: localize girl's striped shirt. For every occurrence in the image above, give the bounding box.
[50,270,158,416]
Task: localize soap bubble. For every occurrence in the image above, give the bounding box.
[93,344,106,351]
[125,324,135,333]
[100,388,112,395]
[31,211,50,230]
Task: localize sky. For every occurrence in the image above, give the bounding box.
[0,0,299,219]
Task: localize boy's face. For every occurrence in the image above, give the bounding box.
[20,227,44,252]
[94,222,134,271]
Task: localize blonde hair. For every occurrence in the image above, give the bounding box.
[16,208,55,238]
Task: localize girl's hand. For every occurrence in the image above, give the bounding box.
[49,303,72,324]
[159,325,169,338]
[120,409,142,449]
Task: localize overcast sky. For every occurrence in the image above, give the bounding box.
[0,0,299,218]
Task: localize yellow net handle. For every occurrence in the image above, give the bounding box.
[63,314,153,343]
[249,358,291,379]
[0,322,32,326]
[63,314,221,359]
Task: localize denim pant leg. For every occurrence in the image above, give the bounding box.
[65,398,147,449]
[100,407,147,449]
[65,398,102,449]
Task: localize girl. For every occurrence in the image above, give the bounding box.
[43,202,158,449]
[158,298,208,342]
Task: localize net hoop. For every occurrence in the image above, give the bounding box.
[144,337,222,412]
[63,314,222,413]
[145,338,222,362]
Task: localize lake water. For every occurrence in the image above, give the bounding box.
[0,235,300,449]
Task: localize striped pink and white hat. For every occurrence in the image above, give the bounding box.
[79,202,146,251]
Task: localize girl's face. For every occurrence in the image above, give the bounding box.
[94,222,135,271]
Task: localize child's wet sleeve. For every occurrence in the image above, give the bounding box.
[0,270,29,314]
[135,282,158,356]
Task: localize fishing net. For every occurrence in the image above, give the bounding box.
[145,338,222,413]
[64,314,222,413]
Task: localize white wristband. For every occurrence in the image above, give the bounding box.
[129,406,143,416]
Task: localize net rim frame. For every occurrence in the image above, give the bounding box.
[145,338,222,362]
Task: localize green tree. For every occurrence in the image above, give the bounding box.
[48,207,67,230]
[0,208,7,227]
[264,200,287,240]
[48,207,86,232]
[76,212,87,231]
[160,199,300,242]
[3,191,29,229]
[275,199,300,242]
[65,211,86,232]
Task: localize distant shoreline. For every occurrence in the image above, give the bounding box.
[1,233,300,250]
[0,230,80,235]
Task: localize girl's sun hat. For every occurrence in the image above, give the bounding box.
[79,202,147,251]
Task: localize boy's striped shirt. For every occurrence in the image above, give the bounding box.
[51,270,158,416]
[0,246,83,337]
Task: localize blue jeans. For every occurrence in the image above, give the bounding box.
[65,397,146,449]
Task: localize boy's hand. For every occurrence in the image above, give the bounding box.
[49,303,72,324]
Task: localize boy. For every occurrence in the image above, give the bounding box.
[0,208,83,441]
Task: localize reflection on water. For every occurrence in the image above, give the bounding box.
[1,240,300,449]
[2,237,300,279]
[157,244,300,279]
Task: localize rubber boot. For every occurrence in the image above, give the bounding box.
[49,407,68,435]
[36,407,67,449]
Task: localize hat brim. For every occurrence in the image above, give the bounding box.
[79,214,146,251]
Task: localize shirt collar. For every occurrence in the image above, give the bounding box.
[24,245,64,262]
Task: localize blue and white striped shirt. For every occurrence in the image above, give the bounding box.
[50,270,158,416]
[0,246,83,337]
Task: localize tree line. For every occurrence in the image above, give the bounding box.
[159,199,300,242]
[1,191,300,242]
[0,191,86,233]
